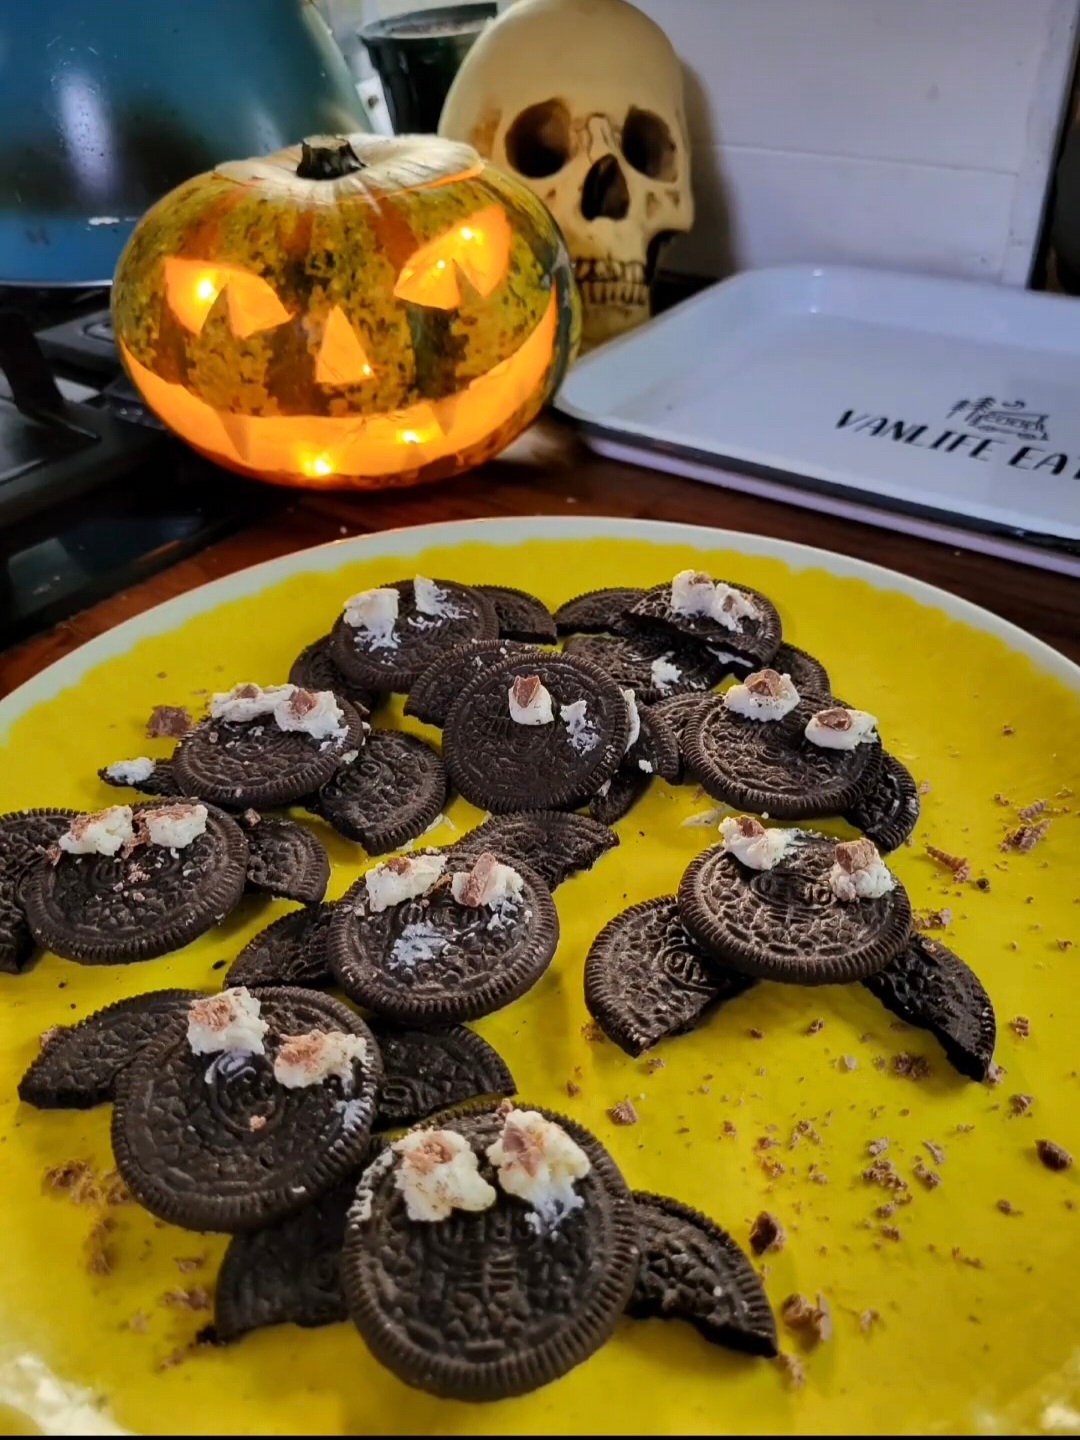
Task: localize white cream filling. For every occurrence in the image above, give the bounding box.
[272,1030,368,1089]
[413,575,460,618]
[364,853,445,912]
[621,688,641,752]
[485,1108,591,1229]
[187,987,268,1057]
[59,806,134,857]
[343,587,399,648]
[143,804,207,850]
[508,677,554,726]
[720,816,797,870]
[392,1129,497,1222]
[723,672,800,722]
[560,698,598,753]
[104,757,155,785]
[670,570,759,632]
[805,708,879,750]
[649,656,682,694]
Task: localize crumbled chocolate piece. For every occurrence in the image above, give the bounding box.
[879,1225,902,1242]
[1009,1093,1033,1117]
[859,1309,882,1333]
[781,1292,832,1346]
[838,1055,858,1071]
[749,1211,786,1256]
[923,1141,946,1165]
[1009,1015,1031,1039]
[951,1247,984,1269]
[174,1256,205,1274]
[863,1159,908,1193]
[1036,1139,1073,1172]
[985,1062,1007,1087]
[608,1099,639,1126]
[806,1018,825,1035]
[162,1286,211,1311]
[1017,799,1047,822]
[996,1199,1022,1216]
[775,1353,806,1389]
[1001,821,1050,854]
[566,1080,581,1097]
[974,877,991,892]
[891,1052,931,1080]
[146,705,192,739]
[913,907,952,931]
[913,1161,942,1190]
[581,1020,605,1043]
[925,844,972,883]
[867,1138,889,1157]
[644,1056,666,1074]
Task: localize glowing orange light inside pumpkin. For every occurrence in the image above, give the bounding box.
[119,292,557,483]
[393,205,512,310]
[164,258,291,338]
[315,306,374,386]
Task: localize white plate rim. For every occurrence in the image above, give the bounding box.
[2,515,1076,738]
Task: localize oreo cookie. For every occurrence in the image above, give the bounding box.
[443,653,629,813]
[678,835,912,985]
[684,694,882,820]
[289,635,378,714]
[589,767,651,825]
[0,809,77,973]
[554,587,645,635]
[770,643,832,702]
[369,1020,515,1128]
[626,579,782,667]
[341,1104,638,1400]
[628,1192,777,1357]
[112,987,381,1232]
[329,579,498,695]
[844,752,920,852]
[451,810,617,890]
[311,730,447,853]
[225,903,337,989]
[628,704,681,784]
[564,632,725,704]
[404,639,536,728]
[584,898,756,1057]
[647,694,714,783]
[862,933,996,1081]
[475,585,557,644]
[213,1178,354,1341]
[22,804,249,964]
[18,988,201,1109]
[329,854,559,1025]
[173,697,365,810]
[98,760,183,799]
[240,815,330,904]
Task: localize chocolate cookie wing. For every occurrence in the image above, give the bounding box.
[369,1021,516,1128]
[311,730,447,853]
[628,1191,777,1357]
[241,816,331,904]
[225,904,338,989]
[22,806,249,964]
[213,1179,355,1341]
[404,640,537,727]
[861,933,996,1080]
[451,810,617,890]
[289,635,378,714]
[475,585,557,644]
[444,652,629,813]
[629,705,681,783]
[0,809,77,973]
[112,988,381,1232]
[584,898,755,1057]
[329,858,559,1025]
[18,988,201,1109]
[589,767,652,825]
[564,633,725,704]
[98,760,183,799]
[678,836,912,985]
[626,580,782,666]
[341,1105,638,1400]
[844,752,921,853]
[647,694,715,784]
[554,587,646,635]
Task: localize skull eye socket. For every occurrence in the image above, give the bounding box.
[505,100,572,179]
[621,107,677,182]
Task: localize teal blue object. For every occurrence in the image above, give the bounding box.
[0,0,370,286]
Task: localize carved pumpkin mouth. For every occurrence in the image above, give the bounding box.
[119,292,557,483]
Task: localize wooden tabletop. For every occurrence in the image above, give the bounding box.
[2,417,1077,695]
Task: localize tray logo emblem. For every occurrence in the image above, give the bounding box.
[947,398,1049,443]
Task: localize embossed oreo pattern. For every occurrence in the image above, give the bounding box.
[589,767,651,825]
[341,1105,638,1401]
[564,632,725,704]
[626,580,782,665]
[647,694,714,783]
[404,639,537,727]
[22,805,249,964]
[554,586,646,635]
[450,810,617,890]
[368,1021,515,1128]
[584,898,756,1057]
[173,700,365,809]
[225,904,338,990]
[862,934,996,1081]
[628,1192,777,1356]
[845,751,921,853]
[112,987,381,1232]
[329,579,498,694]
[0,809,77,972]
[684,695,882,820]
[329,858,558,1024]
[18,988,200,1108]
[311,730,447,853]
[475,585,557,644]
[444,653,629,813]
[243,817,330,904]
[678,836,912,984]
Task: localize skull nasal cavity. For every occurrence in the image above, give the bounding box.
[505,99,571,178]
[580,156,630,221]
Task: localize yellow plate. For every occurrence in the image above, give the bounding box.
[1,518,1077,1438]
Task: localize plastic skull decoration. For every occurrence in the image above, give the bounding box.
[440,0,693,350]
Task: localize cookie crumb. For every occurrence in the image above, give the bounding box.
[1017,799,1047,822]
[925,844,972,882]
[806,1018,825,1035]
[749,1211,786,1256]
[759,1154,787,1180]
[781,1292,832,1346]
[891,1052,931,1080]
[127,1311,150,1334]
[996,1199,1022,1216]
[248,1114,267,1132]
[875,1203,896,1219]
[146,704,192,739]
[879,1224,902,1242]
[1036,1139,1073,1172]
[1001,724,1015,736]
[721,1119,738,1138]
[1058,938,1076,951]
[974,876,991,892]
[913,907,952,931]
[923,1141,946,1165]
[837,1055,857,1071]
[985,1062,1007,1088]
[608,1098,638,1126]
[867,1137,889,1157]
[993,793,1011,806]
[775,1352,806,1389]
[859,1308,882,1333]
[1009,1015,1031,1039]
[951,1247,984,1269]
[913,1161,942,1190]
[162,1286,211,1311]
[643,1056,666,1074]
[84,1217,117,1275]
[748,1027,765,1040]
[1001,821,1050,854]
[954,1122,976,1134]
[1009,1093,1033,1117]
[566,1080,582,1097]
[863,1159,908,1193]
[581,1021,605,1043]
[917,780,931,796]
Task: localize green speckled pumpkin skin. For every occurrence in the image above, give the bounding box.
[112,134,579,490]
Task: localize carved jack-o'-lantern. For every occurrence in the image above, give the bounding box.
[112,134,579,488]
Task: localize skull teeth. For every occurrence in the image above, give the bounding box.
[577,279,649,309]
[573,258,647,286]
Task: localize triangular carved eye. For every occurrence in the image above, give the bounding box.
[315,306,374,385]
[393,205,511,310]
[164,258,290,337]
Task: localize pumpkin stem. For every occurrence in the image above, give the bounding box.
[296,139,364,180]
